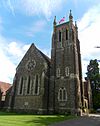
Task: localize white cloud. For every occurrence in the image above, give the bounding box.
[6,42,30,58]
[1,0,15,16]
[0,36,15,83]
[73,0,100,5]
[78,4,100,79]
[0,49,15,83]
[8,0,66,19]
[7,42,24,58]
[78,4,100,32]
[0,35,30,83]
[7,0,15,16]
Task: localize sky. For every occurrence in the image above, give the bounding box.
[0,0,100,83]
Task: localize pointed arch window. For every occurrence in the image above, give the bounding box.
[27,76,31,94]
[59,31,62,42]
[59,89,62,100]
[41,71,45,85]
[63,89,66,100]
[65,67,69,76]
[66,29,68,40]
[58,87,67,101]
[35,75,39,95]
[19,77,23,94]
[56,68,60,78]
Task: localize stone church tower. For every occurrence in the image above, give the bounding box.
[49,10,83,115]
[5,10,83,115]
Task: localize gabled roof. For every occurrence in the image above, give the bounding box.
[6,86,12,94]
[17,43,51,69]
[30,43,51,63]
[0,81,11,95]
[38,49,51,64]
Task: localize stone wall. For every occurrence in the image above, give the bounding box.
[11,44,50,114]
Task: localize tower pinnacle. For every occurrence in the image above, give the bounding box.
[75,21,78,29]
[53,16,57,26]
[69,10,73,22]
[75,21,78,37]
[53,16,56,32]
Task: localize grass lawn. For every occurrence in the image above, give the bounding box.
[0,111,76,126]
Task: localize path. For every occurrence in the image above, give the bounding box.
[50,114,100,126]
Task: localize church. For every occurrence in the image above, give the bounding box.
[5,10,88,115]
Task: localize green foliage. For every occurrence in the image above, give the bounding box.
[86,59,99,79]
[86,59,100,109]
[86,59,100,90]
[92,90,100,109]
[0,112,75,126]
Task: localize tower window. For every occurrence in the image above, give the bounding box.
[59,89,62,100]
[27,76,31,94]
[65,67,69,76]
[66,29,68,40]
[58,87,67,101]
[19,77,23,94]
[35,75,39,95]
[63,89,66,100]
[59,31,61,42]
[56,68,60,78]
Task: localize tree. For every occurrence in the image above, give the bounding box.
[86,59,100,109]
[86,59,100,90]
